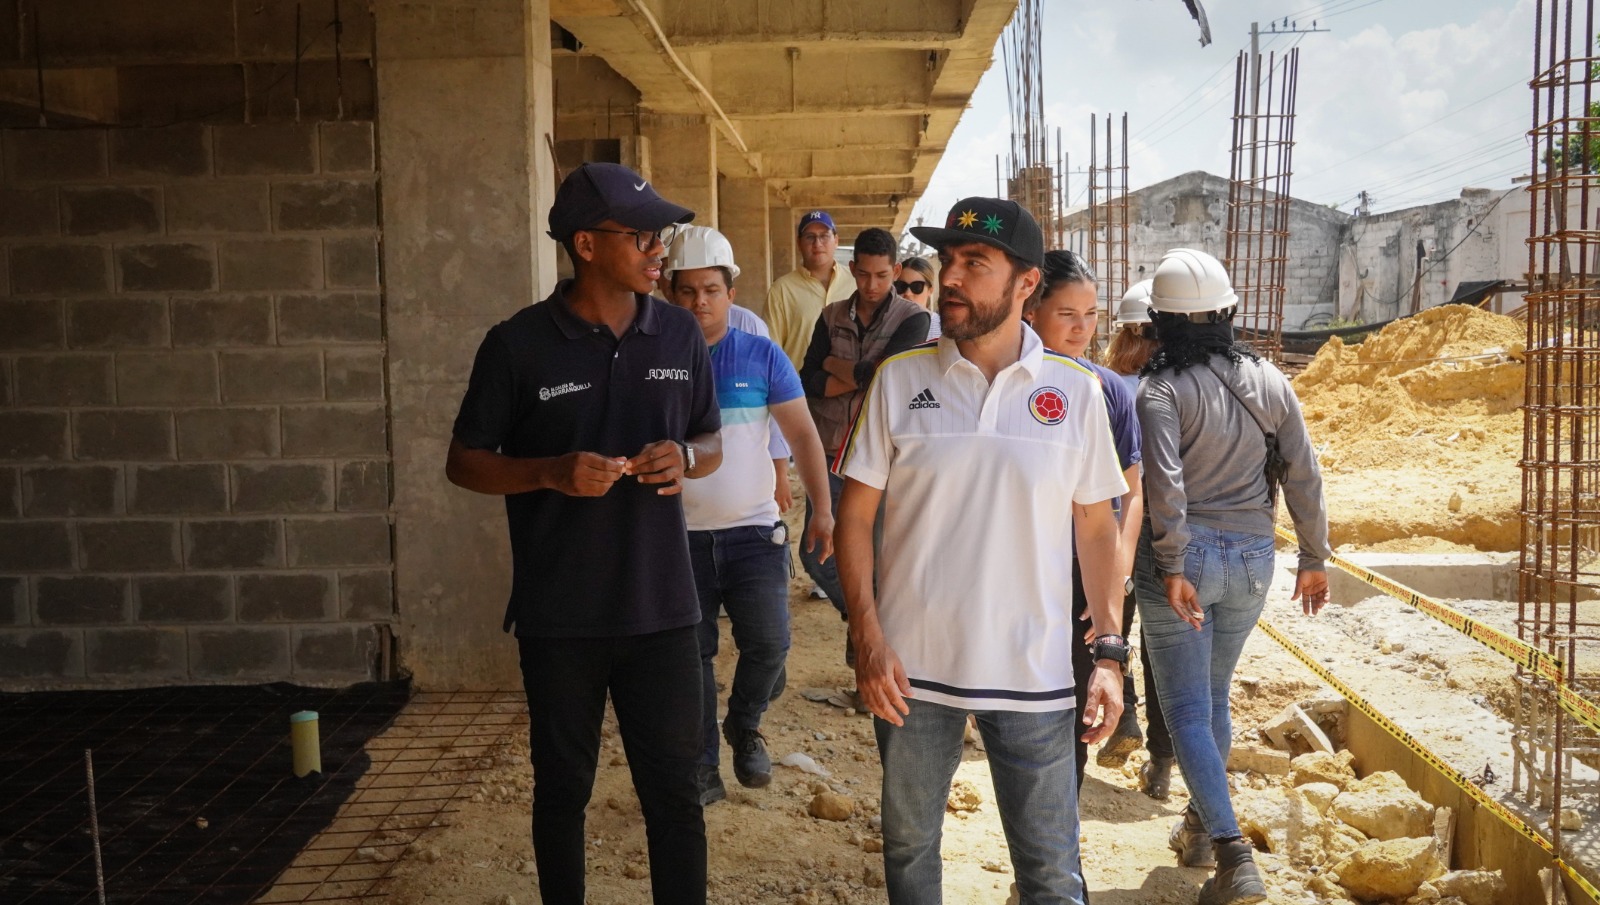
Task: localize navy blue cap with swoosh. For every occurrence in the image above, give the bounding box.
[547,162,696,240]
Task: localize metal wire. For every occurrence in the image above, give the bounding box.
[1087,113,1131,342]
[1225,47,1300,362]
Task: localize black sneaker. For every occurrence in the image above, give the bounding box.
[722,725,773,788]
[696,764,726,806]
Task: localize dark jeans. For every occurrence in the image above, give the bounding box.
[1070,558,1171,786]
[689,525,791,765]
[800,471,848,618]
[518,627,706,905]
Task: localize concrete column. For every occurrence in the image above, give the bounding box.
[377,0,556,690]
[770,201,796,279]
[719,177,770,316]
[641,113,717,227]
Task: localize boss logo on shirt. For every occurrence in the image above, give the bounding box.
[1029,387,1067,425]
[908,388,941,410]
[538,381,592,402]
[647,368,691,381]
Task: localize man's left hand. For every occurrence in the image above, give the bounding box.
[1080,663,1125,744]
[626,440,685,496]
[804,511,834,564]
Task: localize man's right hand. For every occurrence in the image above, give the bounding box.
[853,629,912,726]
[548,452,626,497]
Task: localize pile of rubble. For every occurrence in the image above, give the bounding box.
[1222,698,1508,904]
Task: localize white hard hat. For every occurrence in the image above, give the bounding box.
[1115,279,1154,326]
[1148,248,1238,315]
[665,225,741,280]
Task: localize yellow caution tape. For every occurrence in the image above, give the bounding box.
[1258,617,1600,902]
[1275,527,1600,740]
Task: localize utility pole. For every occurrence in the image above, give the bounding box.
[1248,20,1329,180]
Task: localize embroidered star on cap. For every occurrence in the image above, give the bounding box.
[981,214,1004,234]
[956,210,978,228]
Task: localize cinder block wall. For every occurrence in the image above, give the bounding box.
[0,121,391,688]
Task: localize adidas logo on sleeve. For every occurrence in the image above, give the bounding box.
[908,388,941,410]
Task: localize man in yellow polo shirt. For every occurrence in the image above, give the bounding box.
[765,211,854,371]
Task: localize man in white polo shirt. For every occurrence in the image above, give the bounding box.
[835,197,1130,905]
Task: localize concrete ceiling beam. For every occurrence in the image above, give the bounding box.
[652,0,966,49]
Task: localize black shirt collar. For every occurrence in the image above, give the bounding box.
[548,278,662,339]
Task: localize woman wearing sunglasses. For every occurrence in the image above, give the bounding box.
[896,256,941,341]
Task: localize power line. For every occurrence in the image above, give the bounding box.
[1321,131,1525,203]
[1320,0,1391,20]
[1135,32,1286,144]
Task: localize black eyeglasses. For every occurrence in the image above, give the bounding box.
[894,280,929,295]
[583,223,681,253]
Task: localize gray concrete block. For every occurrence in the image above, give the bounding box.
[190,626,289,678]
[0,360,9,406]
[218,238,322,291]
[0,576,25,625]
[273,181,378,231]
[0,412,69,460]
[277,293,381,343]
[62,187,162,236]
[320,121,375,173]
[9,245,111,294]
[214,124,317,176]
[109,125,210,177]
[38,0,233,62]
[237,573,332,621]
[117,243,216,292]
[220,350,324,403]
[339,570,393,619]
[79,520,181,572]
[185,519,282,569]
[281,405,386,456]
[0,630,84,679]
[231,463,333,513]
[0,299,64,350]
[116,65,245,127]
[171,296,273,346]
[66,298,169,349]
[336,460,388,511]
[35,576,128,625]
[0,467,18,518]
[128,464,228,515]
[135,574,231,623]
[74,410,174,460]
[324,236,379,289]
[293,625,375,677]
[0,188,60,237]
[21,465,122,517]
[244,60,375,122]
[15,354,114,405]
[175,408,279,459]
[115,352,218,405]
[85,626,187,677]
[324,349,384,400]
[237,1,376,61]
[286,515,390,567]
[3,129,107,181]
[166,182,270,233]
[0,522,72,570]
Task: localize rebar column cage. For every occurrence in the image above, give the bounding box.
[1224,47,1299,362]
[1087,112,1130,342]
[1517,0,1600,882]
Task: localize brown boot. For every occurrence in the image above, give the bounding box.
[1198,838,1266,905]
[1168,806,1215,868]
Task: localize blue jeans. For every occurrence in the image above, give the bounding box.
[875,699,1087,905]
[689,525,791,765]
[800,471,848,618]
[1134,521,1275,842]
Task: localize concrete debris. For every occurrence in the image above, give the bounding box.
[1263,703,1336,754]
[355,846,389,862]
[807,791,855,821]
[1331,771,1436,841]
[946,779,983,813]
[1422,869,1508,905]
[1297,781,1340,816]
[1556,807,1584,831]
[1289,750,1357,789]
[1227,741,1292,776]
[623,862,649,879]
[519,860,536,875]
[1331,836,1446,901]
[863,863,885,888]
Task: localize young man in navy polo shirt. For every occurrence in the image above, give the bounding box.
[447,162,722,905]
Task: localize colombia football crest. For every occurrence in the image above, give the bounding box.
[1029,387,1067,425]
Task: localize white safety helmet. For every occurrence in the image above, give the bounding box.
[1114,279,1154,326]
[1148,248,1238,316]
[665,225,741,281]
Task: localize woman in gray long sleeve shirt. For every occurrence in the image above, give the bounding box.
[1132,249,1332,905]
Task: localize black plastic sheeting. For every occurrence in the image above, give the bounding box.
[0,681,409,905]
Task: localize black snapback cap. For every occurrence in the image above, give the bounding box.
[910,197,1045,268]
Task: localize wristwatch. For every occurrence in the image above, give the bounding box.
[678,440,697,475]
[1091,634,1131,673]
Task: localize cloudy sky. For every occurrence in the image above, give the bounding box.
[912,0,1536,228]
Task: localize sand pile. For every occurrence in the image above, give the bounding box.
[1292,305,1524,551]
